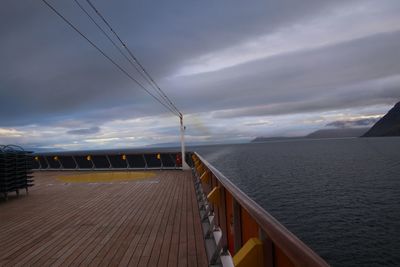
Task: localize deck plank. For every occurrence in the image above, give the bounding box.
[178,173,189,266]
[146,170,181,267]
[0,170,208,267]
[167,174,183,267]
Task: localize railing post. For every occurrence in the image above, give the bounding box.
[52,156,62,169]
[36,157,42,169]
[259,229,274,267]
[219,186,228,251]
[122,154,130,168]
[106,155,112,168]
[233,198,242,253]
[72,156,79,169]
[44,156,50,169]
[142,154,148,169]
[159,154,163,169]
[86,155,95,169]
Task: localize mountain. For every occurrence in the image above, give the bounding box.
[251,128,368,142]
[363,102,400,137]
[306,127,369,138]
[251,137,303,143]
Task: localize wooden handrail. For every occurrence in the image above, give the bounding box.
[194,152,329,267]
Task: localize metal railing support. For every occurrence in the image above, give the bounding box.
[192,152,329,267]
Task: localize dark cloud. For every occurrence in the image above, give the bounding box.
[66,126,101,135]
[0,0,373,127]
[176,31,400,117]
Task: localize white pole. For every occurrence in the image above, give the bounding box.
[180,115,191,170]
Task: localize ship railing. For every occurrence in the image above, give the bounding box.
[32,152,186,171]
[192,152,329,267]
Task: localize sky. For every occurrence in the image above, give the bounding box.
[1,0,400,150]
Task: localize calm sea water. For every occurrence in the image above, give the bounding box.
[193,137,400,267]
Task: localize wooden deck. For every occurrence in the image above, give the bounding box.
[0,171,208,266]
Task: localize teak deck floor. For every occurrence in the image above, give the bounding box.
[0,171,208,267]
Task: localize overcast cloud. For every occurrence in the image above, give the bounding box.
[1,0,400,150]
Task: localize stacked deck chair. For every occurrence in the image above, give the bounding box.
[0,145,34,200]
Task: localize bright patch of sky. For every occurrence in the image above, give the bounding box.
[0,104,389,151]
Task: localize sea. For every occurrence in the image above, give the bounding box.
[193,137,400,267]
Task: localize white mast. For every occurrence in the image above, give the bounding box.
[180,114,191,170]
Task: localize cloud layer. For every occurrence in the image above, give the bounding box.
[326,118,380,129]
[1,0,400,149]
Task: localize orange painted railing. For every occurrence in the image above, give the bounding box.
[192,152,329,267]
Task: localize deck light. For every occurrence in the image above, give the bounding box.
[156,153,161,160]
[86,155,92,161]
[34,156,39,161]
[53,156,59,161]
[122,154,127,160]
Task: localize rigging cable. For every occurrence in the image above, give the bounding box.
[85,0,182,117]
[72,0,133,73]
[41,0,181,117]
[73,0,180,116]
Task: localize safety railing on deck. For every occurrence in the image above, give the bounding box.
[192,152,329,267]
[32,152,186,170]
